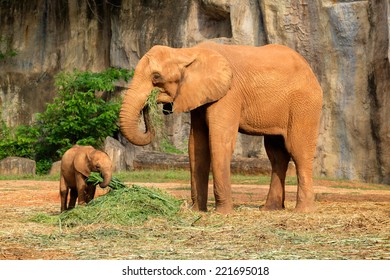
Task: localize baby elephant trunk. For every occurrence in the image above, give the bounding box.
[100,171,112,188]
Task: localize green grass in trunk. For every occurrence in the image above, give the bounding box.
[86,172,127,190]
[145,88,164,130]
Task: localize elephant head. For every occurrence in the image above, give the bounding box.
[119,44,233,146]
[74,148,113,188]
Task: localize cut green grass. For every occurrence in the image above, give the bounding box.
[31,184,183,227]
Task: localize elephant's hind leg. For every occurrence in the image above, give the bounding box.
[262,135,290,211]
[287,134,317,212]
[59,176,68,212]
[292,157,316,212]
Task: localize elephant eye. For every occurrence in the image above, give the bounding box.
[152,72,162,82]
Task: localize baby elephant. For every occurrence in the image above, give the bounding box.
[60,145,112,212]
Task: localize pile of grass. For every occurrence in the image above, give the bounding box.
[59,184,182,226]
[32,177,182,227]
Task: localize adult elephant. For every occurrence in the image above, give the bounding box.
[60,145,112,212]
[120,41,322,214]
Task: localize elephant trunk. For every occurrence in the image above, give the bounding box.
[120,71,155,146]
[100,170,112,189]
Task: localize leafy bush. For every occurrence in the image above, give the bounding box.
[35,68,132,159]
[0,68,133,173]
[0,123,39,159]
[160,138,187,154]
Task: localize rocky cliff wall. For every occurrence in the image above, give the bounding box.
[0,0,389,183]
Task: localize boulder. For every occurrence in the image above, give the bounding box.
[133,151,190,171]
[231,156,296,176]
[49,160,61,176]
[118,133,146,171]
[103,136,127,172]
[0,156,36,176]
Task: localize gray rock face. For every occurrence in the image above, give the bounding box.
[0,0,389,183]
[103,136,127,172]
[0,157,36,176]
[49,160,61,176]
[132,151,296,176]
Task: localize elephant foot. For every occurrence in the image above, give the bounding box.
[215,204,233,215]
[191,202,208,212]
[66,206,75,211]
[261,204,285,211]
[293,203,315,213]
[78,200,87,206]
[294,205,315,213]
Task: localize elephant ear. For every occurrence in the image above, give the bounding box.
[173,46,233,113]
[74,152,91,178]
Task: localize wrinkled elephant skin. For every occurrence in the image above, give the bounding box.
[120,42,322,214]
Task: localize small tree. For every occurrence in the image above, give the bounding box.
[0,123,39,160]
[35,68,132,160]
[0,68,133,173]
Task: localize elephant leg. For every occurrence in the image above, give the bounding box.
[59,175,68,212]
[263,135,291,211]
[291,155,316,212]
[287,133,317,212]
[208,119,239,214]
[189,109,210,212]
[75,174,87,206]
[68,188,78,210]
[209,139,236,214]
[85,184,96,203]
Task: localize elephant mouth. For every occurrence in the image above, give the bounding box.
[154,89,174,115]
[162,103,173,115]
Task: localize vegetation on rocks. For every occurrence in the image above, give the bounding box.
[0,68,133,173]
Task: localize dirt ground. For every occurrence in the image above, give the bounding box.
[1,179,389,209]
[0,179,389,259]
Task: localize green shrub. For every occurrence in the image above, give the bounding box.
[0,123,39,159]
[160,138,187,154]
[0,68,133,173]
[35,68,133,159]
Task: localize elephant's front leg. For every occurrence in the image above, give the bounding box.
[208,122,239,214]
[75,174,88,206]
[85,184,97,203]
[189,109,210,211]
